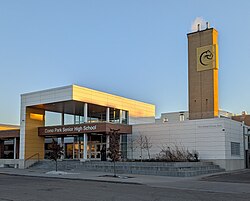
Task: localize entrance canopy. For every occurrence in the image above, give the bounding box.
[0,130,20,139]
[0,124,20,139]
[38,122,132,137]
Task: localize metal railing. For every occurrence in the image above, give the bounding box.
[24,153,40,168]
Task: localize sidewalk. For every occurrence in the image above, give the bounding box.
[0,167,250,194]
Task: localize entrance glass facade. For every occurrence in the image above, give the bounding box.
[45,134,107,160]
[3,139,14,159]
[42,101,130,161]
[44,106,128,127]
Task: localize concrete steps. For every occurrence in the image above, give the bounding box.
[31,159,81,171]
[31,160,225,177]
[79,161,224,177]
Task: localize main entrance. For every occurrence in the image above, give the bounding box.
[45,134,107,160]
[40,122,132,161]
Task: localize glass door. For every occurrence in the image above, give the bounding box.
[87,134,107,160]
[88,142,106,160]
[73,136,83,159]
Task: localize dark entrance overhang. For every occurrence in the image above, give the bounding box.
[38,122,132,137]
[0,130,20,139]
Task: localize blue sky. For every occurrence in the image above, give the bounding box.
[1,0,250,125]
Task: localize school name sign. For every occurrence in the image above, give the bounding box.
[45,125,97,134]
[38,122,132,136]
[38,123,101,136]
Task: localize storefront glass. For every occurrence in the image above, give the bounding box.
[44,134,107,160]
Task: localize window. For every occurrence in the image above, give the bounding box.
[163,118,168,123]
[45,111,61,126]
[180,114,185,122]
[121,110,128,124]
[231,142,240,156]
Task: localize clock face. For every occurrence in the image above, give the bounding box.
[197,44,218,72]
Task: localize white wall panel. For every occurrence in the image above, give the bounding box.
[129,118,244,162]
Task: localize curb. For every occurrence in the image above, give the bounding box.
[0,171,142,186]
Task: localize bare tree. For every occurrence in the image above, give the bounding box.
[108,128,120,177]
[50,138,64,171]
[136,134,152,161]
[136,135,145,162]
[144,136,152,159]
[127,136,138,160]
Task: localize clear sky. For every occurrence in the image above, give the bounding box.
[1,0,250,125]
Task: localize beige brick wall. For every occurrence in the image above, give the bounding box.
[25,107,45,160]
[188,28,219,120]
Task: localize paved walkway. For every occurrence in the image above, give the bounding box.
[0,167,250,194]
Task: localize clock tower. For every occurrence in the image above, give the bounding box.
[188,27,219,120]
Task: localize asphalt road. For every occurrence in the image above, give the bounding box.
[0,174,250,201]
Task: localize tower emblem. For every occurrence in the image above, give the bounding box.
[200,50,213,66]
[197,44,218,71]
